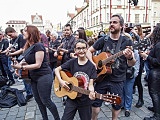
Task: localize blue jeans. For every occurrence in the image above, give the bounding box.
[0,55,14,81]
[123,77,136,110]
[23,80,33,95]
[31,74,60,120]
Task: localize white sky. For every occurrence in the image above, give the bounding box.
[0,0,84,29]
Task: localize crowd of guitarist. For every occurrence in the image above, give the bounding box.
[0,13,160,120]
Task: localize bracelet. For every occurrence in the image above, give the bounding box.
[127,57,133,61]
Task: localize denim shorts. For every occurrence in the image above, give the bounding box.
[92,80,124,110]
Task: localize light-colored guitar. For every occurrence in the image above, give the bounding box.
[54,71,122,105]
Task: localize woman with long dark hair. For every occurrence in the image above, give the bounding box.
[140,24,160,120]
[12,25,60,120]
[132,24,145,108]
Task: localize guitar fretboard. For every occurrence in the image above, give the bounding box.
[72,86,103,99]
[102,51,124,65]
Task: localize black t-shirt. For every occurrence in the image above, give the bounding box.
[61,35,76,63]
[93,35,132,82]
[49,39,61,62]
[10,34,26,51]
[25,42,52,80]
[61,58,97,105]
[0,39,9,57]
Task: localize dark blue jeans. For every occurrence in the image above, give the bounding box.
[23,80,33,96]
[0,55,14,81]
[31,74,60,120]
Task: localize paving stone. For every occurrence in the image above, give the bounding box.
[0,110,9,115]
[16,117,25,120]
[5,115,17,120]
[35,114,42,120]
[17,111,26,117]
[25,112,35,119]
[0,114,7,119]
[27,106,36,112]
[8,110,18,116]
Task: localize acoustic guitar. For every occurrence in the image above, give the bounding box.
[54,71,122,105]
[49,47,67,66]
[93,38,151,82]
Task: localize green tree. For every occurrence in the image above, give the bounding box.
[85,30,93,37]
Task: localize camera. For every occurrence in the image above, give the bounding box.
[125,23,134,33]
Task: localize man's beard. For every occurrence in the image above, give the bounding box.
[110,29,120,34]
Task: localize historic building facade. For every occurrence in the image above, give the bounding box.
[6,20,27,33]
[67,0,160,32]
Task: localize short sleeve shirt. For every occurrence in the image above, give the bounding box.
[61,58,97,89]
[25,42,51,80]
[93,35,132,82]
[61,58,97,104]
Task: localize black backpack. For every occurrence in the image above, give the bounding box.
[0,86,27,108]
[0,72,8,89]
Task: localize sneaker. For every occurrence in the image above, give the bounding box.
[147,106,154,112]
[7,80,15,86]
[26,95,33,102]
[125,110,130,117]
[104,102,110,106]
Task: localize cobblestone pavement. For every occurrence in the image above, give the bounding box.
[0,75,153,120]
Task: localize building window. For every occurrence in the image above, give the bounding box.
[96,16,98,25]
[93,17,95,26]
[126,14,128,22]
[106,13,109,22]
[135,14,139,23]
[96,0,98,9]
[143,14,145,23]
[154,12,156,17]
[117,0,121,5]
[12,25,14,27]
[153,21,155,26]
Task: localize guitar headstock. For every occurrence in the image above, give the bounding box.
[101,92,122,105]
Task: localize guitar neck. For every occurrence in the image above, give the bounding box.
[72,86,103,100]
[102,51,123,65]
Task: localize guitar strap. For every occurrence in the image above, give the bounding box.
[17,45,35,62]
[12,35,20,48]
[115,35,123,53]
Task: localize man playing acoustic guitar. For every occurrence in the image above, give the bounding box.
[86,14,136,120]
[55,39,97,120]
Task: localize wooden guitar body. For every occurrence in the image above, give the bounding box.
[21,70,28,79]
[93,52,112,76]
[92,52,114,82]
[54,71,78,99]
[54,71,122,105]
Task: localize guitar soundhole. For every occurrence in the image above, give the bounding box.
[68,83,73,91]
[98,60,103,68]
